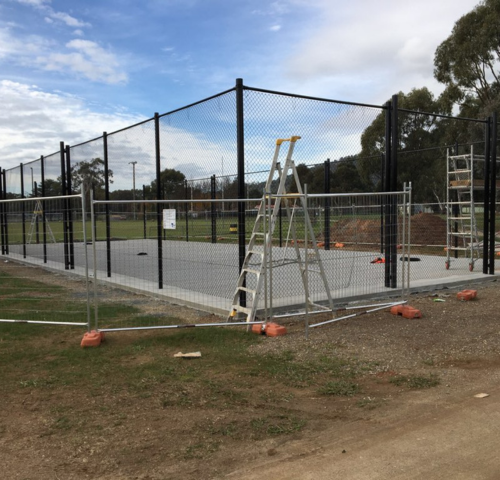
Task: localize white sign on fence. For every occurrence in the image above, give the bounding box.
[163,209,176,230]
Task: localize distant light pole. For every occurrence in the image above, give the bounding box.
[129,161,137,220]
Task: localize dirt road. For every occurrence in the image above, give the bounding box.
[228,367,500,479]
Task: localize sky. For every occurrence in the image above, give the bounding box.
[0,0,481,174]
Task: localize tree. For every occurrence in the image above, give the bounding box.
[330,157,366,193]
[150,168,186,200]
[39,178,62,197]
[434,0,500,116]
[359,87,452,203]
[70,158,113,197]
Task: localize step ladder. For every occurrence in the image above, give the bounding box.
[446,147,481,271]
[27,200,56,244]
[228,136,333,323]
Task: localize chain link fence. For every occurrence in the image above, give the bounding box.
[1,80,498,324]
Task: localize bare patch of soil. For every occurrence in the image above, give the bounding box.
[330,213,447,247]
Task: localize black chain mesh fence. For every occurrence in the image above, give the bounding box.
[1,81,498,319]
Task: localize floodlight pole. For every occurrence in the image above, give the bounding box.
[129,161,137,220]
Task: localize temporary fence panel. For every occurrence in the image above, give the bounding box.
[0,192,91,329]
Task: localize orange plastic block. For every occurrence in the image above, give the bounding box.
[457,289,477,301]
[335,242,345,248]
[264,323,287,337]
[81,330,105,348]
[401,306,422,319]
[390,304,421,319]
[251,322,286,336]
[390,304,404,315]
[251,323,266,335]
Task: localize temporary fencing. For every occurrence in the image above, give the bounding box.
[0,191,91,329]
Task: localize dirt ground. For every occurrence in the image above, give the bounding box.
[1,260,500,479]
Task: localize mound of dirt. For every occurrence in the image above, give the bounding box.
[410,213,447,246]
[328,213,447,247]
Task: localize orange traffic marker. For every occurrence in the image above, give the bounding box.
[457,289,477,301]
[81,330,105,348]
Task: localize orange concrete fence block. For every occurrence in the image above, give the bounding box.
[251,322,287,337]
[390,304,422,319]
[81,330,105,348]
[457,289,477,301]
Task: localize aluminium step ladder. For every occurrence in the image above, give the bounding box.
[228,136,333,323]
[446,148,481,271]
[27,200,56,244]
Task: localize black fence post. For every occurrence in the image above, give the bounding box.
[41,155,46,263]
[0,167,4,255]
[489,112,497,275]
[211,174,217,243]
[103,132,111,278]
[143,185,147,239]
[184,180,189,242]
[324,158,331,250]
[20,163,26,259]
[2,169,8,255]
[236,78,246,307]
[60,141,69,270]
[65,145,74,269]
[384,100,392,288]
[380,153,385,253]
[389,94,398,288]
[155,112,163,289]
[34,181,39,244]
[483,117,491,274]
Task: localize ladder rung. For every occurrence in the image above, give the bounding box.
[243,268,261,275]
[237,286,257,294]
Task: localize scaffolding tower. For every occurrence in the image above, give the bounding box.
[446,147,481,271]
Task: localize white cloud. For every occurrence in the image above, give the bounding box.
[15,0,50,6]
[270,25,281,32]
[0,81,237,189]
[37,39,128,84]
[15,0,91,30]
[0,81,142,170]
[283,0,480,103]
[49,11,90,28]
[0,26,50,59]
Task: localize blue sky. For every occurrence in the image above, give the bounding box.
[0,0,481,171]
